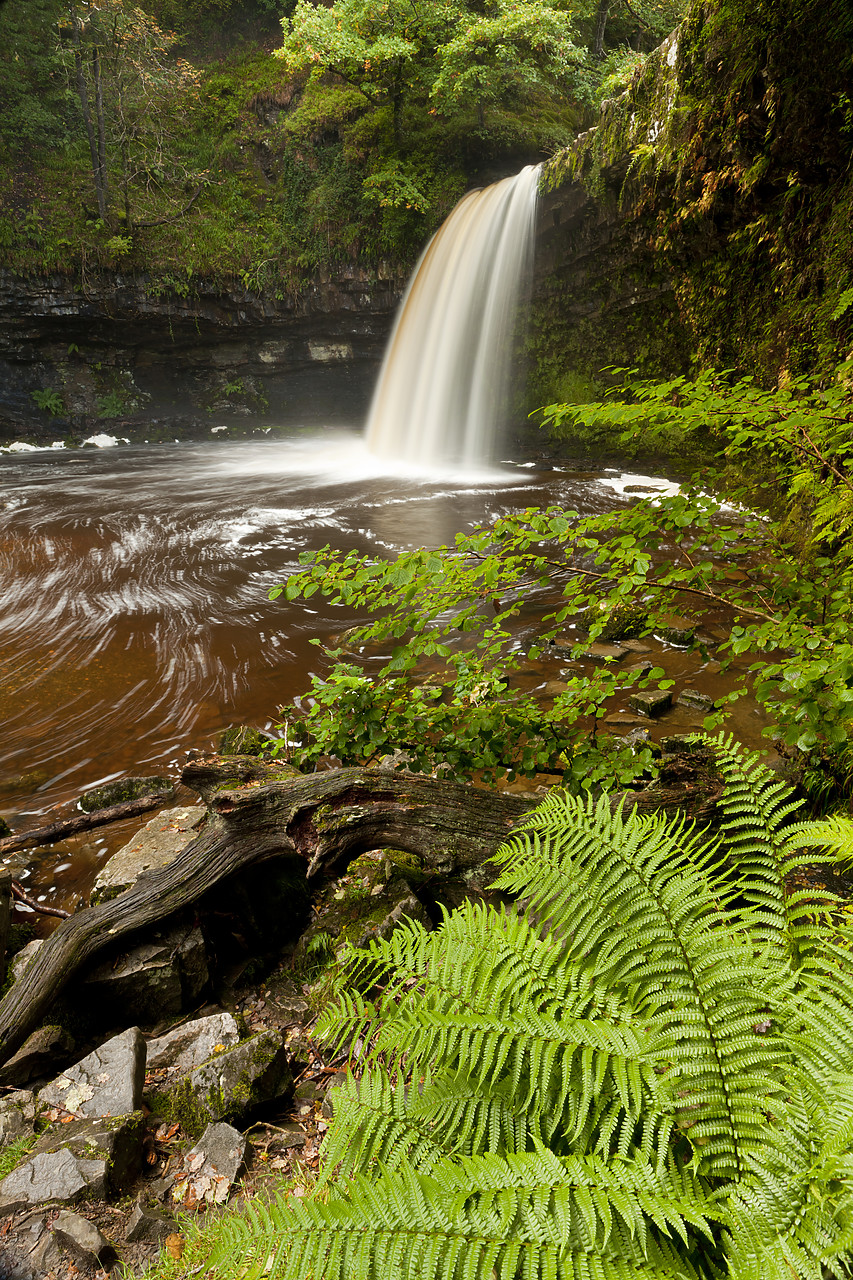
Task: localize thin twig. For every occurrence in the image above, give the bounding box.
[11,882,70,920]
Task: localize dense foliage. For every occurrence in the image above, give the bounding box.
[268,361,853,801]
[160,737,853,1279]
[0,0,687,286]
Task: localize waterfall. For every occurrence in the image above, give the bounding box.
[365,165,540,469]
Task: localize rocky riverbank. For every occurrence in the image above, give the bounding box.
[0,734,727,1280]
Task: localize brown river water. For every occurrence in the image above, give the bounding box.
[0,430,770,921]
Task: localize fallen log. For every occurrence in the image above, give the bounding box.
[0,768,531,1067]
[0,792,172,858]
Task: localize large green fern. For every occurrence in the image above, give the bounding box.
[207,734,853,1280]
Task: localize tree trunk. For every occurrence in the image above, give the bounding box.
[0,768,532,1067]
[92,43,109,211]
[593,0,611,59]
[70,7,106,220]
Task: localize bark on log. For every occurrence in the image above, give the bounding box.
[0,792,172,858]
[0,768,531,1067]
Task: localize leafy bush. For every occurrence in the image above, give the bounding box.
[190,735,853,1279]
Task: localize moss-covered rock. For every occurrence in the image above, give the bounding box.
[79,775,175,812]
[533,0,853,419]
[150,1030,292,1141]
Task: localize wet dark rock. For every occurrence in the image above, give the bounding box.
[578,642,627,661]
[654,615,697,647]
[629,688,673,718]
[51,1210,113,1265]
[542,679,569,696]
[79,775,174,812]
[294,859,432,975]
[38,1026,145,1119]
[0,269,401,442]
[676,688,715,713]
[81,919,209,1023]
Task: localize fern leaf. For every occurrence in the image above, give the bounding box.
[211,1153,709,1280]
[491,791,790,1179]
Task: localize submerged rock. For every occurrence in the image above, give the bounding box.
[676,688,715,713]
[629,688,673,718]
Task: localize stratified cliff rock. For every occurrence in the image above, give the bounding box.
[0,266,403,442]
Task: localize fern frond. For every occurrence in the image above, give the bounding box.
[490,791,790,1179]
[213,1152,710,1280]
[317,900,660,1148]
[318,1071,454,1182]
[702,731,810,958]
[783,812,853,864]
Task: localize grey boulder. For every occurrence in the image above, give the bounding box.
[0,1090,37,1144]
[156,1028,291,1134]
[51,1210,113,1265]
[173,1122,247,1205]
[38,1026,145,1118]
[90,805,204,903]
[146,1012,240,1075]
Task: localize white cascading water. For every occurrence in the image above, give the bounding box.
[366,164,540,468]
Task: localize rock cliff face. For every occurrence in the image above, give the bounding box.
[0,267,403,442]
[531,0,853,404]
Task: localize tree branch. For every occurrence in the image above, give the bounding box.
[0,792,172,858]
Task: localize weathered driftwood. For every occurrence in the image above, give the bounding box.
[0,767,532,1067]
[0,869,11,985]
[0,792,172,858]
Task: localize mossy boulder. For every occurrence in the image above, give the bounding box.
[79,775,175,812]
[150,1029,292,1141]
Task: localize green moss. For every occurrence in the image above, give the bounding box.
[535,0,853,408]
